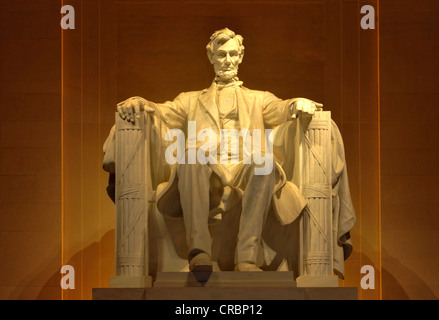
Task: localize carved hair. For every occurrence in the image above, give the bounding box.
[206,28,245,63]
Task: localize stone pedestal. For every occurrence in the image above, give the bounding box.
[110,275,152,288]
[296,275,339,287]
[93,287,357,300]
[93,272,357,300]
[154,271,296,287]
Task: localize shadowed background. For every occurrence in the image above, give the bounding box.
[0,0,437,300]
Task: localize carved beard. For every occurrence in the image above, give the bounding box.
[216,68,238,82]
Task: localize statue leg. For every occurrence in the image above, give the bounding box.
[233,162,276,270]
[176,162,213,270]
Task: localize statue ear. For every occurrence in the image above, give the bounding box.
[207,52,214,64]
[238,52,244,64]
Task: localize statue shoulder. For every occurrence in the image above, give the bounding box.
[240,87,281,103]
[172,89,205,102]
[182,89,205,96]
[240,86,269,97]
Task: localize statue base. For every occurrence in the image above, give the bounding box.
[153,271,296,287]
[93,287,357,300]
[296,275,339,287]
[110,275,152,288]
[94,272,357,300]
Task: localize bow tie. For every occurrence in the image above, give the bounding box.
[215,78,243,90]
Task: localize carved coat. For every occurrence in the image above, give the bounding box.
[144,82,307,225]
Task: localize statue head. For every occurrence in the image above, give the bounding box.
[206,28,245,82]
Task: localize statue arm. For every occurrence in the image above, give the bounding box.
[262,92,295,127]
[104,93,188,201]
[116,93,188,130]
[146,93,188,130]
[262,92,323,127]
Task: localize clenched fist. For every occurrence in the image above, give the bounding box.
[289,98,323,119]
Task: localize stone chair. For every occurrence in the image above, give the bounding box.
[102,110,356,288]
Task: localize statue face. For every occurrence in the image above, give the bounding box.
[212,38,242,81]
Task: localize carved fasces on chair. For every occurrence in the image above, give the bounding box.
[112,113,152,287]
[296,111,338,286]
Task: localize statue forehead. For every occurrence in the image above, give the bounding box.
[212,37,240,53]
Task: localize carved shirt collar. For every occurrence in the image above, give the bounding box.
[214,77,243,90]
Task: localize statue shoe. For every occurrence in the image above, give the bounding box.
[189,252,213,273]
[235,262,263,272]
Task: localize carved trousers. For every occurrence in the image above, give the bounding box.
[176,161,275,265]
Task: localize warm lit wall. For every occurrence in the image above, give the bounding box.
[0,0,382,300]
[61,0,381,299]
[380,0,439,300]
[2,0,438,301]
[0,0,62,299]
